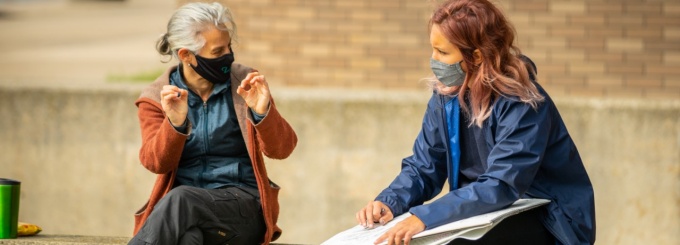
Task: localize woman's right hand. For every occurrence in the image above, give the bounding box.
[356,201,394,229]
[160,85,188,126]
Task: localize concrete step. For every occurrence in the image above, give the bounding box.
[0,235,306,244]
[0,235,129,245]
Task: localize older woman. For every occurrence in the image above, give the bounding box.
[129,3,296,245]
[356,0,595,244]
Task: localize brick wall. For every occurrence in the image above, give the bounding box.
[509,0,679,99]
[177,0,680,99]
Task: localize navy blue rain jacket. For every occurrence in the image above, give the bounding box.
[375,74,596,245]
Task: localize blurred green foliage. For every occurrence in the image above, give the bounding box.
[107,69,164,83]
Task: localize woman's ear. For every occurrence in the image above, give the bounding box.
[177,48,193,65]
[473,49,483,66]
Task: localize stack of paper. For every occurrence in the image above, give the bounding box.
[322,198,550,245]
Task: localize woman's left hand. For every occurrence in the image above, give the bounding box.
[374,215,426,245]
[237,71,270,115]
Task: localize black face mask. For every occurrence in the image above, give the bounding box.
[190,52,235,84]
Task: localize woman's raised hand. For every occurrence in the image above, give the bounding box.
[160,85,188,126]
[236,71,270,115]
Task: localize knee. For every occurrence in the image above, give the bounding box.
[161,186,200,205]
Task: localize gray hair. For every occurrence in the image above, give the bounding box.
[156,2,237,62]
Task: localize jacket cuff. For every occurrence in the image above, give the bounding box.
[166,117,191,136]
[169,118,191,134]
[249,103,271,126]
[375,195,405,217]
[251,102,279,132]
[250,108,268,124]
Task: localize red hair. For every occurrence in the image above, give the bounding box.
[430,0,544,127]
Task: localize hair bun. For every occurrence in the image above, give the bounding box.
[156,33,172,57]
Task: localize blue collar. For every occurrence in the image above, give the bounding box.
[170,65,230,99]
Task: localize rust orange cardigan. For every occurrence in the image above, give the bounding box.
[132,64,297,244]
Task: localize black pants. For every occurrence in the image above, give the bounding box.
[449,207,555,245]
[128,185,266,245]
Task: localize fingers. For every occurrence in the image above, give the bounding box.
[238,72,258,93]
[374,203,393,225]
[238,72,262,96]
[357,202,373,228]
[242,71,259,84]
[365,203,374,227]
[162,92,179,102]
[392,232,400,245]
[365,202,376,228]
[240,74,267,92]
[379,209,394,225]
[236,84,246,97]
[358,207,367,227]
[374,215,424,245]
[237,73,270,110]
[371,202,383,226]
[160,85,177,98]
[374,232,388,245]
[252,74,268,88]
[382,230,406,245]
[160,85,188,126]
[358,201,393,229]
[375,229,409,245]
[403,231,414,245]
[355,211,362,226]
[161,85,185,101]
[176,89,188,100]
[239,82,252,93]
[393,230,405,245]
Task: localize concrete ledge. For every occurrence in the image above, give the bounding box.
[0,85,678,244]
[0,235,129,245]
[0,235,305,245]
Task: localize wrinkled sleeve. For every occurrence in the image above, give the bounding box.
[136,100,190,174]
[409,98,552,229]
[375,93,449,216]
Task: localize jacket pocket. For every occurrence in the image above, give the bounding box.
[134,201,149,216]
[133,201,150,235]
[265,181,282,241]
[208,188,258,222]
[266,180,281,221]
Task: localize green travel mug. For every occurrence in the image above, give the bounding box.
[0,178,20,239]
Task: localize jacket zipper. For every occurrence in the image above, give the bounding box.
[200,101,209,187]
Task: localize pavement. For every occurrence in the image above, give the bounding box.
[0,0,176,89]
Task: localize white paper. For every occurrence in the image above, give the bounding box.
[321,213,411,245]
[321,199,550,245]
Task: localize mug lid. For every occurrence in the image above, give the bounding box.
[0,178,20,185]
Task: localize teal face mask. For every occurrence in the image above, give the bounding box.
[430,58,466,87]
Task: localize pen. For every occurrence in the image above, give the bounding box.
[364,208,387,229]
[379,208,386,225]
